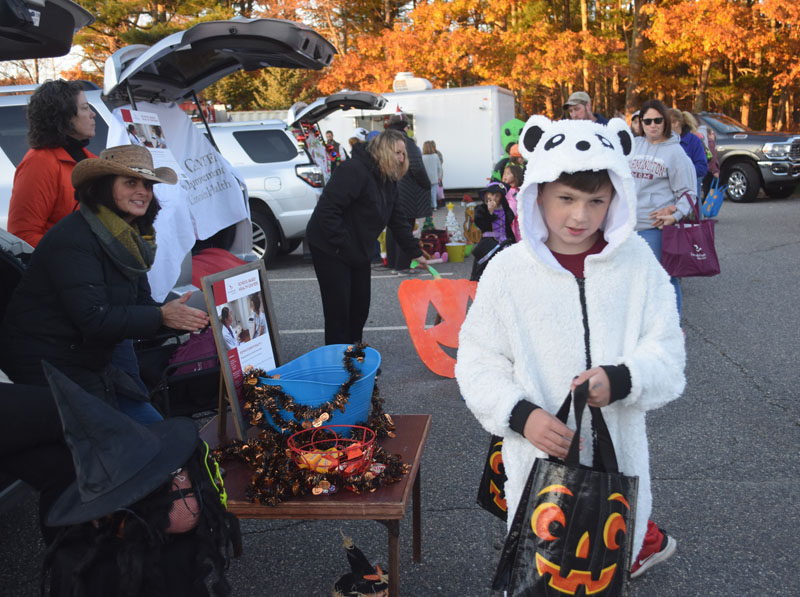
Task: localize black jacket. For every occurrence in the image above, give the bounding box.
[305,143,422,266]
[0,212,163,385]
[398,135,433,219]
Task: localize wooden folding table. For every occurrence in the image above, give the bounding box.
[201,413,432,597]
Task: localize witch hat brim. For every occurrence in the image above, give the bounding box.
[478,181,509,201]
[42,362,198,527]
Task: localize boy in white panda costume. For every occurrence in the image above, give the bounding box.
[456,116,685,580]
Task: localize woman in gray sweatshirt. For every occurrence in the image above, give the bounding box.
[628,99,697,318]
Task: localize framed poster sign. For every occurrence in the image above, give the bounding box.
[201,261,282,440]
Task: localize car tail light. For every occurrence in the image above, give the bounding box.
[296,164,324,188]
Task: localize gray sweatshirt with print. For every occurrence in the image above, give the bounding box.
[628,133,697,230]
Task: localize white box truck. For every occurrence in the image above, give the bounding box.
[318,78,516,191]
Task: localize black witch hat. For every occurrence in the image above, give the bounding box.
[332,532,389,597]
[42,361,198,527]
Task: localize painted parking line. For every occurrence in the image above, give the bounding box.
[279,325,433,335]
[269,272,454,282]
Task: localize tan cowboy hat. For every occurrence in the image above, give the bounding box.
[72,144,178,187]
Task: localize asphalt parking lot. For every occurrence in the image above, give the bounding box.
[1,194,799,596]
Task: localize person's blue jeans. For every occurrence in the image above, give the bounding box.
[117,396,163,424]
[112,339,163,424]
[638,228,682,317]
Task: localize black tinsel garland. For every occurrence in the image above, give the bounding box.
[243,343,367,434]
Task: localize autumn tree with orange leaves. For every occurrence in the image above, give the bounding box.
[2,0,800,130]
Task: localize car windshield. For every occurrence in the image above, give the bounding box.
[701,113,751,134]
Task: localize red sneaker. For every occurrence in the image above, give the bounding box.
[631,521,677,579]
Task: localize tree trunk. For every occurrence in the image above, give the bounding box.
[624,0,643,116]
[580,0,589,90]
[384,0,393,27]
[693,58,712,112]
[780,91,790,131]
[766,95,774,132]
[562,0,571,30]
[544,94,554,120]
[740,92,751,127]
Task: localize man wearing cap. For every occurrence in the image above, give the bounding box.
[563,91,609,124]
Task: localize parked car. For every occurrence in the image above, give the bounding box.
[206,119,324,262]
[206,91,386,263]
[695,112,800,202]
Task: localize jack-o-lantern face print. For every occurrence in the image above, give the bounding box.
[529,485,631,595]
[397,278,477,378]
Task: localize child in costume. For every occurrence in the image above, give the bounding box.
[469,181,516,281]
[456,116,685,580]
[502,163,524,241]
[490,118,526,181]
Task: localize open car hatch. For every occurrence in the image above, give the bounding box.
[288,91,387,127]
[104,17,337,105]
[0,0,93,59]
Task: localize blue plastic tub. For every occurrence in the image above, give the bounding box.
[258,344,381,434]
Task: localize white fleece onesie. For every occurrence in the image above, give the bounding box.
[455,116,686,556]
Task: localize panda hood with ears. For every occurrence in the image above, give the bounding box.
[516,116,636,268]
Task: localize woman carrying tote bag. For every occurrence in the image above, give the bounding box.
[628,99,697,318]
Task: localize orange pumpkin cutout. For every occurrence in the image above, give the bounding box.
[527,485,632,595]
[397,278,477,378]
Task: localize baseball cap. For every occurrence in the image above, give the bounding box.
[352,127,368,142]
[563,91,591,110]
[631,110,641,119]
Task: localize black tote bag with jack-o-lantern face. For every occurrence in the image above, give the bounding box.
[492,382,638,597]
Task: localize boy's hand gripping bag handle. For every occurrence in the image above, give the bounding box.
[562,381,620,473]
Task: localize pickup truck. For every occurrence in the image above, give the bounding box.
[695,112,800,202]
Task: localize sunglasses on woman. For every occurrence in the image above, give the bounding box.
[642,117,664,125]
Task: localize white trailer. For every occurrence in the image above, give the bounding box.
[318,84,516,191]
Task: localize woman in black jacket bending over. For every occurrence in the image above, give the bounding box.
[0,145,209,418]
[306,129,428,345]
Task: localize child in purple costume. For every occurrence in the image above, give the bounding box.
[470,181,516,281]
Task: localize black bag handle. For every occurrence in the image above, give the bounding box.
[557,381,620,473]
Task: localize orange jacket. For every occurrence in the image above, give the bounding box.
[8,146,95,247]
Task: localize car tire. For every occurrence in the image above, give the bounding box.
[722,161,760,203]
[279,238,303,255]
[764,183,797,199]
[250,206,279,266]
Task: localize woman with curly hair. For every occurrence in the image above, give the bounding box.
[8,79,97,247]
[0,145,209,420]
[306,129,428,344]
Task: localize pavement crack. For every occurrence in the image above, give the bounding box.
[727,239,800,256]
[685,322,788,413]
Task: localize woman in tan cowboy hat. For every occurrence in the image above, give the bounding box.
[0,145,209,419]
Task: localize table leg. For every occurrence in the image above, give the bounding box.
[379,519,400,597]
[413,466,421,562]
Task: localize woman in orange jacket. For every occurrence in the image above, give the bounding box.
[8,79,96,247]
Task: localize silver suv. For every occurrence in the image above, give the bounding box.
[206,91,387,263]
[206,120,324,263]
